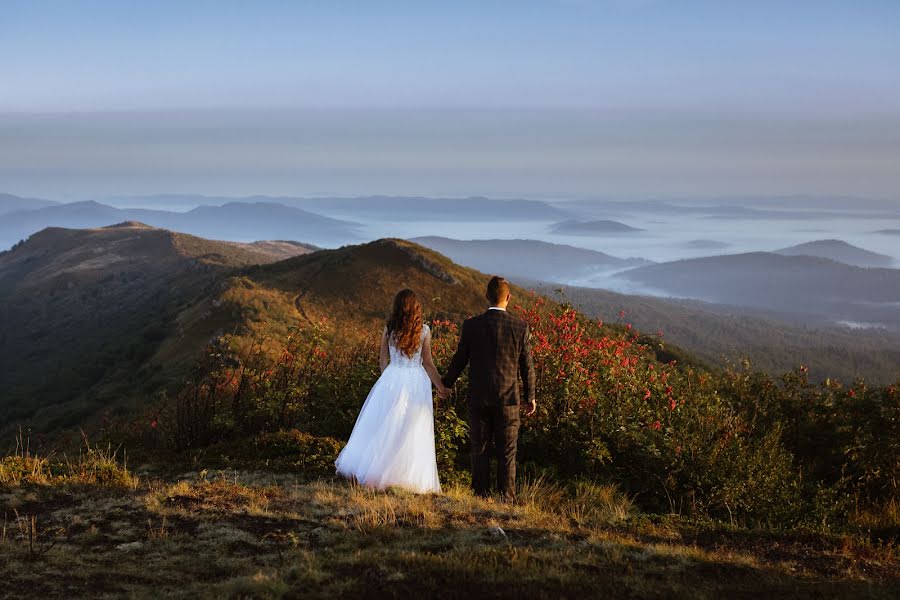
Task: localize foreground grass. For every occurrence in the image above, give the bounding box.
[1,468,897,599]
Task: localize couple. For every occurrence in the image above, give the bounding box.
[335,276,536,498]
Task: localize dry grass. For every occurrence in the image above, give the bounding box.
[0,470,897,598]
[0,441,138,489]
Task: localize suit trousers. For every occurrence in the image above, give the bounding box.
[468,402,520,498]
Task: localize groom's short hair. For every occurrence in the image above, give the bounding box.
[486,276,510,305]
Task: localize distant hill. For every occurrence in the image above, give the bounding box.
[550,219,643,235]
[409,237,649,282]
[775,239,895,268]
[617,252,900,330]
[103,194,571,222]
[683,239,729,250]
[873,229,900,236]
[523,280,900,384]
[0,223,316,434]
[0,192,59,215]
[297,195,571,222]
[0,200,361,250]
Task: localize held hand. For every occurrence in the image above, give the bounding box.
[525,399,537,416]
[438,384,451,400]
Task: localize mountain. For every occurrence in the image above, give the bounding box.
[683,239,729,250]
[0,223,316,434]
[559,197,900,221]
[0,232,534,436]
[873,229,900,236]
[550,219,643,235]
[409,237,649,282]
[0,192,59,215]
[775,239,895,268]
[0,200,361,250]
[103,194,572,222]
[5,223,897,441]
[522,280,900,384]
[617,252,900,330]
[150,202,361,244]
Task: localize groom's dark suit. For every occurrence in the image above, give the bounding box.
[442,308,535,498]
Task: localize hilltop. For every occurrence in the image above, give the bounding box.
[0,192,59,215]
[775,239,895,268]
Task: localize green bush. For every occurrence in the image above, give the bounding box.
[253,429,344,478]
[155,306,899,532]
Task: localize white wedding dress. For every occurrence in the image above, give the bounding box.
[335,324,442,494]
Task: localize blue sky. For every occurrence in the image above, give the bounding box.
[1,1,898,199]
[3,0,899,113]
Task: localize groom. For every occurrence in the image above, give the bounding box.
[442,276,536,499]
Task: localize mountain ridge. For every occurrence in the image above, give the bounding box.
[775,238,895,268]
[617,251,900,330]
[410,236,649,282]
[0,200,360,250]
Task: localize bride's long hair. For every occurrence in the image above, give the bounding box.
[386,289,423,358]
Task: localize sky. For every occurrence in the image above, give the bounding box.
[1,0,899,200]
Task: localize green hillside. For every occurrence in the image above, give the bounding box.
[0,223,314,437]
[0,227,897,597]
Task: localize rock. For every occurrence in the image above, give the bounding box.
[115,541,143,552]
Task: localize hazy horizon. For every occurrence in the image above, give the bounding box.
[3,108,899,201]
[3,1,899,201]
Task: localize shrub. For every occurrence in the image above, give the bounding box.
[154,302,899,531]
[0,444,136,488]
[253,429,344,478]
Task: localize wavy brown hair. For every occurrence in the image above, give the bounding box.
[386,289,423,358]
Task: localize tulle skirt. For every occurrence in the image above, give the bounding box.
[335,364,442,494]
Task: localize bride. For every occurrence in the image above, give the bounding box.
[335,289,449,494]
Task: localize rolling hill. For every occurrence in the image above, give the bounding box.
[0,192,59,215]
[550,219,643,235]
[617,252,900,330]
[409,237,648,282]
[0,200,361,250]
[0,223,315,435]
[521,280,900,384]
[0,230,539,437]
[100,194,572,222]
[775,239,895,268]
[3,224,898,442]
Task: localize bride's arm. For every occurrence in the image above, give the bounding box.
[379,326,390,372]
[421,330,449,399]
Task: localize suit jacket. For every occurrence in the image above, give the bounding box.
[442,309,535,407]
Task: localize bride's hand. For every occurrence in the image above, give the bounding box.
[436,384,450,400]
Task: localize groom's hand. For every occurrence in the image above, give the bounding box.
[525,399,537,416]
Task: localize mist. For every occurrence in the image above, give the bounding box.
[3,108,899,201]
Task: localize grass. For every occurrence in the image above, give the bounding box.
[1,468,897,599]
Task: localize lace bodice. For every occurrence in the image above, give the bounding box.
[388,323,430,369]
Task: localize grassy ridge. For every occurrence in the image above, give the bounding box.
[1,461,897,599]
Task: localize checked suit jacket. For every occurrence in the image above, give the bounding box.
[442,308,536,407]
